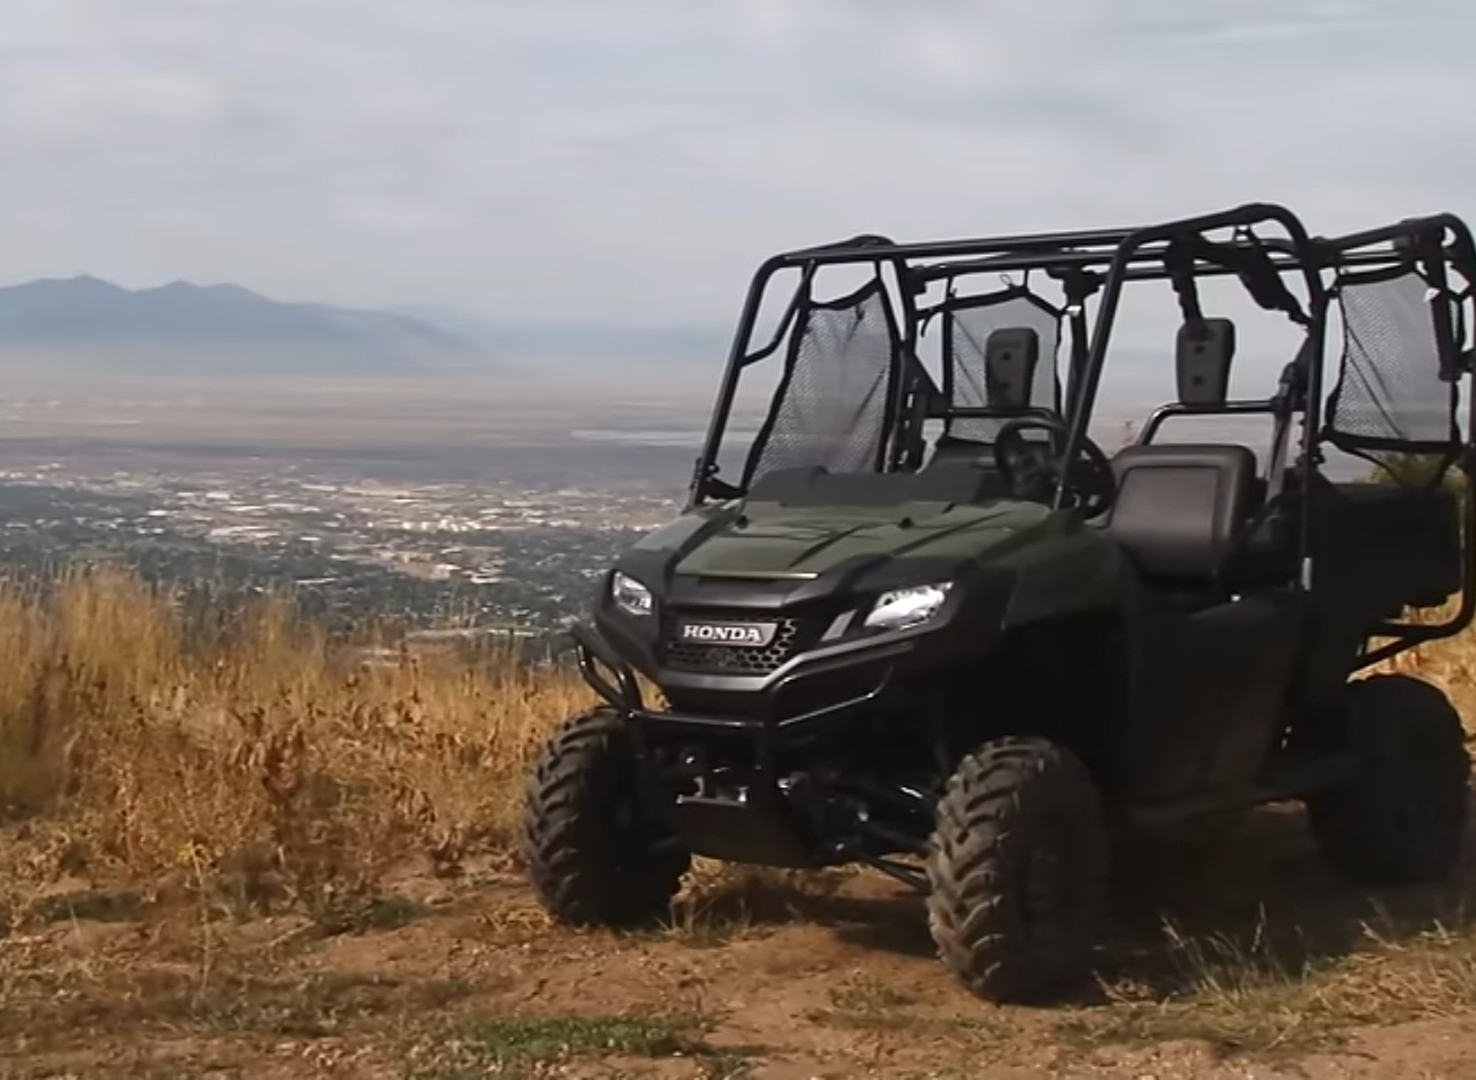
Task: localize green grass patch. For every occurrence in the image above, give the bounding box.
[404,1012,732,1078]
[462,1014,701,1059]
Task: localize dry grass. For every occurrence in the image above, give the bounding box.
[0,566,1464,907]
[1373,602,1476,716]
[1061,913,1476,1056]
[0,565,591,925]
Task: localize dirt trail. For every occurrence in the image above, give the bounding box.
[7,803,1476,1078]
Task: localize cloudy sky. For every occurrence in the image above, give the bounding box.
[0,1,1471,325]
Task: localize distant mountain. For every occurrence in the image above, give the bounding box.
[390,306,735,391]
[392,307,731,364]
[0,276,491,377]
[389,304,506,346]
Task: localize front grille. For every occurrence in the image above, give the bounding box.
[663,614,802,675]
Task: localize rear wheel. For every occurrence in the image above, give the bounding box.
[1306,675,1470,885]
[925,736,1107,1003]
[521,708,690,928]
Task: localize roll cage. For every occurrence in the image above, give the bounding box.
[686,202,1476,668]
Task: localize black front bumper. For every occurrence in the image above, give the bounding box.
[571,618,911,736]
[570,619,918,868]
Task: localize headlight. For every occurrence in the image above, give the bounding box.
[611,571,653,617]
[863,582,952,633]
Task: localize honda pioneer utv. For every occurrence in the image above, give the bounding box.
[521,203,1476,1003]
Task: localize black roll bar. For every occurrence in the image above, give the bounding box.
[1331,212,1476,659]
[1054,204,1329,593]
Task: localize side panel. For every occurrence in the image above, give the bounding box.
[1300,480,1463,704]
[992,518,1126,625]
[1127,591,1307,806]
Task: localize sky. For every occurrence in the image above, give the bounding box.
[0,0,1473,327]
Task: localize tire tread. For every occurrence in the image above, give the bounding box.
[521,708,689,928]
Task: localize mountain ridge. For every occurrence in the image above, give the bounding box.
[0,275,488,376]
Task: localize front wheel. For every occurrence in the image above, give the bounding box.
[1306,674,1470,885]
[925,736,1108,1003]
[520,708,690,928]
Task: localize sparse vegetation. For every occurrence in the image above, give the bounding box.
[0,565,588,923]
[3,565,1476,1075]
[1062,915,1476,1056]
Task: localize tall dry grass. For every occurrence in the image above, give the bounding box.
[0,566,592,921]
[1367,599,1476,718]
[2,563,1475,929]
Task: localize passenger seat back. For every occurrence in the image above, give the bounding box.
[1104,444,1257,584]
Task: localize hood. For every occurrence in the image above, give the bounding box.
[664,499,1053,579]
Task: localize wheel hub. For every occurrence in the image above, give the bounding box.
[1019,830,1073,940]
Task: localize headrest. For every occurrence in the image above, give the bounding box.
[1175,318,1236,406]
[984,327,1040,409]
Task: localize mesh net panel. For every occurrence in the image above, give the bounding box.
[743,282,898,484]
[1326,270,1460,450]
[946,295,1060,441]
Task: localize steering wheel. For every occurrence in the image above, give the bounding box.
[992,416,1117,519]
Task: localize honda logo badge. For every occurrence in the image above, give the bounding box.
[677,621,777,647]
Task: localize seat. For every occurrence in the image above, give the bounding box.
[917,434,1023,501]
[924,325,1050,476]
[1103,443,1257,585]
[925,433,993,469]
[746,463,1000,507]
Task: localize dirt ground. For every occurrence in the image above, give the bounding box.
[7,803,1476,1079]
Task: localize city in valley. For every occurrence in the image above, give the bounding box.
[0,363,1356,647]
[0,379,719,641]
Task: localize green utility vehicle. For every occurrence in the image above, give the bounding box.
[521,204,1476,1002]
